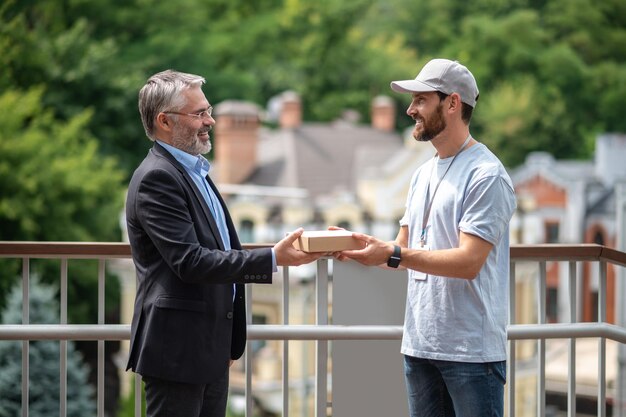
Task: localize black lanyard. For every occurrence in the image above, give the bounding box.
[420,134,472,247]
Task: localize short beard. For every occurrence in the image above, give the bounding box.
[414,103,446,142]
[172,126,212,155]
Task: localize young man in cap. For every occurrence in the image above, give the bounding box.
[335,59,516,416]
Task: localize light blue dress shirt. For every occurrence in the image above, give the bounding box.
[157,141,231,249]
[156,141,277,275]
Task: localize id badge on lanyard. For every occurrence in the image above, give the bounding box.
[409,244,430,281]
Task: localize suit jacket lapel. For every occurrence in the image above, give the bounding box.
[152,143,226,251]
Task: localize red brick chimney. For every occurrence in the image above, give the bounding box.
[371,95,396,132]
[279,91,302,129]
[213,100,261,184]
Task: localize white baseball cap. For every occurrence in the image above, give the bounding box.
[390,59,479,107]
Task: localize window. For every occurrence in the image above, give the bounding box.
[240,219,254,243]
[593,231,604,245]
[545,222,559,243]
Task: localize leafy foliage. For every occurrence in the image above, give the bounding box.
[0,88,124,241]
[3,0,625,170]
[0,87,124,319]
[363,0,626,165]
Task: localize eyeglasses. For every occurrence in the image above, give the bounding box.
[164,106,213,119]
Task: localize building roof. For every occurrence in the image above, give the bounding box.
[510,152,596,188]
[511,135,626,219]
[248,120,403,199]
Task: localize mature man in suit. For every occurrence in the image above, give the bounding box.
[126,70,321,417]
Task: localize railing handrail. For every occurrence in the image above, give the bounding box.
[511,243,626,266]
[4,322,626,343]
[0,241,132,258]
[0,324,405,341]
[0,241,273,258]
[2,241,625,266]
[508,322,626,343]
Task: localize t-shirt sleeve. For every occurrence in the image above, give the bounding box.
[458,175,516,245]
[400,170,421,227]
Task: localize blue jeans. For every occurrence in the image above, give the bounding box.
[403,355,505,417]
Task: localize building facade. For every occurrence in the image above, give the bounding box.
[510,134,626,325]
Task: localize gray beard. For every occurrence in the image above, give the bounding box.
[172,133,212,155]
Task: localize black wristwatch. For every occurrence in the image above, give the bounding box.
[387,245,401,268]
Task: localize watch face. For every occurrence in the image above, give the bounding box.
[387,257,400,268]
[387,245,401,268]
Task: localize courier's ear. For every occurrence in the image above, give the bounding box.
[448,93,461,111]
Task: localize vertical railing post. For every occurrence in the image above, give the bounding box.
[60,259,68,417]
[508,261,516,417]
[245,284,253,417]
[598,260,607,417]
[315,258,329,417]
[134,374,142,417]
[282,266,290,417]
[567,261,577,417]
[97,259,105,417]
[537,261,546,417]
[21,258,29,417]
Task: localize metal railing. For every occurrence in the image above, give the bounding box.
[508,245,626,417]
[0,242,625,417]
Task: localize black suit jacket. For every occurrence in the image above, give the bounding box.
[125,142,272,384]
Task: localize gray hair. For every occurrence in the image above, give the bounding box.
[138,70,206,141]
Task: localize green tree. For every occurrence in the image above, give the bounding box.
[0,0,147,173]
[0,87,124,414]
[0,88,124,242]
[0,0,525,170]
[362,0,626,166]
[0,276,96,417]
[3,0,626,170]
[0,86,125,320]
[2,0,422,167]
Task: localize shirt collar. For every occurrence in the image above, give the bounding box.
[157,140,211,177]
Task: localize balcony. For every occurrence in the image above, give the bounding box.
[0,242,625,417]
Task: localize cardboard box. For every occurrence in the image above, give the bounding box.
[293,230,365,252]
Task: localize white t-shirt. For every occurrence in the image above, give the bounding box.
[400,142,516,362]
